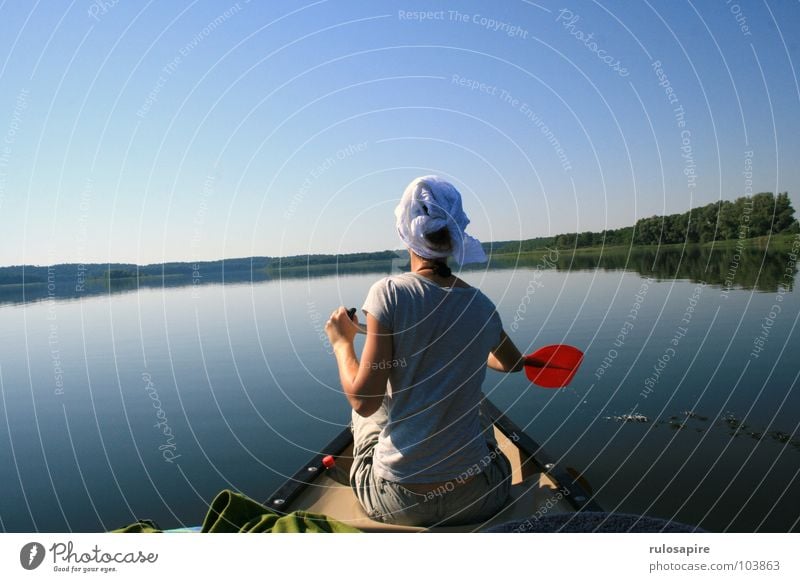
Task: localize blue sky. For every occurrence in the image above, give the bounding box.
[0,0,798,267]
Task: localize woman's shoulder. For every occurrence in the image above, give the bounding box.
[366,274,411,298]
[376,272,423,289]
[453,278,499,312]
[370,274,408,290]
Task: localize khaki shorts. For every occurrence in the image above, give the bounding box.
[349,406,512,527]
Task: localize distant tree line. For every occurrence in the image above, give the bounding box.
[274,250,399,268]
[630,192,796,246]
[1,192,796,286]
[497,192,796,252]
[0,257,272,286]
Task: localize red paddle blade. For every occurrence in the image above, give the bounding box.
[524,344,584,388]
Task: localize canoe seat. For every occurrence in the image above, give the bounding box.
[289,471,570,533]
[286,426,573,532]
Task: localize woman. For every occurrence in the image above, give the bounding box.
[324,176,525,527]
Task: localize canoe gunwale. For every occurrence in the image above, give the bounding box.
[481,399,602,512]
[264,427,353,513]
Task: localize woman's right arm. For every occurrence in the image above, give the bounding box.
[488,330,525,373]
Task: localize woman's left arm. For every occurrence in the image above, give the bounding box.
[325,307,392,417]
[488,329,525,373]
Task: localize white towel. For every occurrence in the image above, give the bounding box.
[394,176,487,266]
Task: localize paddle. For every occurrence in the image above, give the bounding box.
[345,308,583,389]
[523,344,584,388]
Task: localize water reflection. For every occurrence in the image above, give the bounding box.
[1,244,794,307]
[483,245,795,293]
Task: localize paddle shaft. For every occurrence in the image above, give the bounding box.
[524,358,576,370]
[346,308,368,334]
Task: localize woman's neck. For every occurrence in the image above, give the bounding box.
[409,252,454,286]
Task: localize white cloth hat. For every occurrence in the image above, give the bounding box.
[394,176,487,266]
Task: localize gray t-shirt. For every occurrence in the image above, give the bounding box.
[361,272,503,483]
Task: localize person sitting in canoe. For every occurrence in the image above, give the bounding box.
[324,176,526,527]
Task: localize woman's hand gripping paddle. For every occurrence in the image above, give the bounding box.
[524,344,584,388]
[347,308,583,388]
[346,308,367,334]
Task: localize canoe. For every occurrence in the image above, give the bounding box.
[264,398,602,532]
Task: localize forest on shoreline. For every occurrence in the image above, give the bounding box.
[1,191,796,290]
[485,191,797,254]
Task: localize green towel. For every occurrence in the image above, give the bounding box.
[113,490,360,533]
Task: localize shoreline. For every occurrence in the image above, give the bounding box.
[1,233,795,288]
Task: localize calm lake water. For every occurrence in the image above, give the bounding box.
[1,246,799,532]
